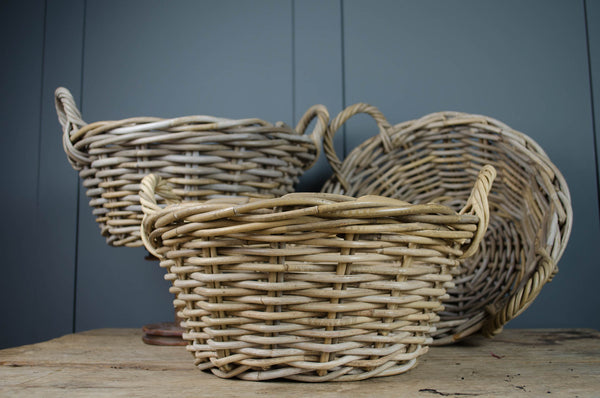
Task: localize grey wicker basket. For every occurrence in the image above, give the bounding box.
[55,87,328,247]
[321,103,572,344]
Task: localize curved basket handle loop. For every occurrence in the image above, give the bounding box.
[459,165,497,259]
[139,174,182,258]
[295,104,330,170]
[481,248,557,337]
[55,87,90,169]
[324,103,392,192]
[139,174,182,216]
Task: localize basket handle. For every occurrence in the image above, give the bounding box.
[139,174,182,258]
[295,104,330,169]
[458,165,497,259]
[323,103,393,192]
[481,248,557,337]
[55,87,90,168]
[139,174,182,216]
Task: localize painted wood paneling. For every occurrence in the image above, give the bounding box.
[342,0,600,329]
[587,0,600,216]
[293,0,344,191]
[0,0,47,349]
[34,0,86,346]
[74,0,295,331]
[2,0,600,348]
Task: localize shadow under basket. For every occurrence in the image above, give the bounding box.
[320,104,573,344]
[139,167,495,381]
[55,87,328,247]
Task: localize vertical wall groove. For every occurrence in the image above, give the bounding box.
[292,0,344,192]
[291,0,296,126]
[340,0,347,158]
[72,0,87,334]
[35,0,48,210]
[584,0,600,224]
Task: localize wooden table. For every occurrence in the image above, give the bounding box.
[1,328,598,397]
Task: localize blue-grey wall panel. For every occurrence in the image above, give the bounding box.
[3,0,599,349]
[294,0,344,191]
[34,0,85,346]
[343,0,600,329]
[0,0,46,349]
[82,0,293,122]
[587,0,600,204]
[74,0,294,331]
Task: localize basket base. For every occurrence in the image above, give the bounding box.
[142,253,186,346]
[141,322,186,346]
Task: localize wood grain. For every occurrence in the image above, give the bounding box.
[1,328,597,396]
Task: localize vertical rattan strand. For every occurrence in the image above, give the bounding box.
[370,242,415,369]
[187,241,208,368]
[265,240,283,351]
[206,244,232,371]
[317,233,355,375]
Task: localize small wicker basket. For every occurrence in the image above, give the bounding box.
[321,104,572,344]
[55,87,328,247]
[139,166,495,381]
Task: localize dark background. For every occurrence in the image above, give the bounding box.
[1,0,599,349]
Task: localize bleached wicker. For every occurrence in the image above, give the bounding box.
[321,103,572,344]
[55,87,328,247]
[139,166,495,381]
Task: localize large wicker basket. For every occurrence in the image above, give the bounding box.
[321,104,572,344]
[55,87,328,247]
[139,166,495,381]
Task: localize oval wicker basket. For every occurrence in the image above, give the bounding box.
[55,87,328,247]
[321,104,572,344]
[139,166,495,381]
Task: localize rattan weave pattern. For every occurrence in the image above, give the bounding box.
[55,87,327,247]
[139,166,494,381]
[321,104,572,344]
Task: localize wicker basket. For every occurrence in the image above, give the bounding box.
[139,166,495,381]
[321,104,572,344]
[55,87,328,247]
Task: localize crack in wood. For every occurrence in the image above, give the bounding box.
[418,388,480,396]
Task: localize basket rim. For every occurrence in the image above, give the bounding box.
[56,86,326,167]
[142,191,478,227]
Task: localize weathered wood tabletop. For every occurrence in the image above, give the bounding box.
[0,328,598,397]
